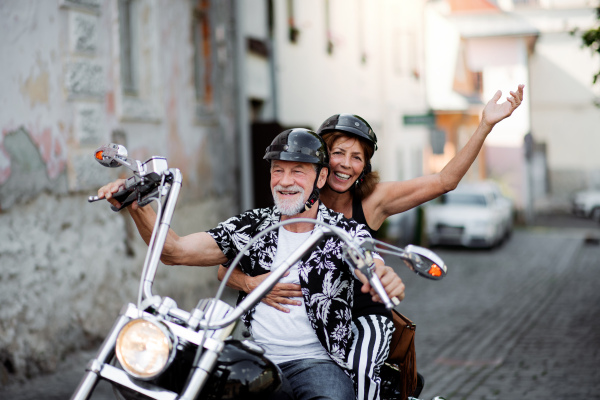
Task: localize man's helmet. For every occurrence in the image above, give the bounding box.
[316,114,378,151]
[264,128,329,167]
[264,128,329,211]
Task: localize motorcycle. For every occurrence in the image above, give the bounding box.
[72,144,448,400]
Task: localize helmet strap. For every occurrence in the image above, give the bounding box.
[354,163,372,188]
[355,172,365,187]
[304,166,323,211]
[304,187,320,211]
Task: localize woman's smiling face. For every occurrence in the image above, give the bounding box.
[327,135,366,192]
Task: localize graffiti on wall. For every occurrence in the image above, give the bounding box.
[0,127,68,211]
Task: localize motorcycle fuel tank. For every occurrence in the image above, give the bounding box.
[200,339,283,399]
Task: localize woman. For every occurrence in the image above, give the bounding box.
[316,84,523,399]
[319,85,524,233]
[220,84,525,399]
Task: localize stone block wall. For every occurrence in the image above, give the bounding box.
[0,0,239,384]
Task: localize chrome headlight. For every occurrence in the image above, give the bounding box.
[115,318,176,380]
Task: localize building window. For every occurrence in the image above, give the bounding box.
[324,0,333,55]
[114,0,161,122]
[358,0,367,64]
[118,0,138,95]
[288,0,299,43]
[193,0,213,111]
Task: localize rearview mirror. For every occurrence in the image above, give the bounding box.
[94,143,144,173]
[403,245,447,280]
[94,143,128,168]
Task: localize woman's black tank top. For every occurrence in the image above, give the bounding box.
[351,195,392,319]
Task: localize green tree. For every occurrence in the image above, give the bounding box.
[573,7,600,85]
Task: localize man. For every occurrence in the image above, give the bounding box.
[97,128,405,400]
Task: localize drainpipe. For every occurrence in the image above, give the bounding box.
[267,0,278,121]
[233,0,253,211]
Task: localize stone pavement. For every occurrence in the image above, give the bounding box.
[396,214,600,399]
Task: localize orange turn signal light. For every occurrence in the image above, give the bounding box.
[95,150,104,160]
[428,264,443,277]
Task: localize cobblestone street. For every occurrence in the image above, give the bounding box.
[0,214,599,400]
[395,216,600,399]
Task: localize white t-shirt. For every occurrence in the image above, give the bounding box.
[250,226,331,364]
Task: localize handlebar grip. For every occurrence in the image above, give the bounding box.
[110,190,138,212]
[87,188,136,211]
[87,188,132,206]
[112,188,133,203]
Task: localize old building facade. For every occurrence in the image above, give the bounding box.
[0,0,239,382]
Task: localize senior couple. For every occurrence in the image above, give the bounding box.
[98,84,524,400]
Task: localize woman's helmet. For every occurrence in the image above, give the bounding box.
[264,128,329,167]
[317,114,377,190]
[316,114,378,151]
[264,128,329,211]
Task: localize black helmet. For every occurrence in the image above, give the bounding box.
[264,128,329,167]
[316,114,378,151]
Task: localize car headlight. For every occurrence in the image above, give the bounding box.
[115,318,176,380]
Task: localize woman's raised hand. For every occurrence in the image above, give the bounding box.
[482,84,525,127]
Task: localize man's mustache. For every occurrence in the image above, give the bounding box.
[273,184,304,195]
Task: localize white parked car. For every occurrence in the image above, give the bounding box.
[424,182,514,248]
[571,189,600,222]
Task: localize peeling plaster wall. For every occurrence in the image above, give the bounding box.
[0,0,238,384]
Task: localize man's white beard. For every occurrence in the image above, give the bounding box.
[272,184,306,216]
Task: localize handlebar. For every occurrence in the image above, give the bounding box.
[202,218,439,330]
[89,144,170,212]
[89,143,447,331]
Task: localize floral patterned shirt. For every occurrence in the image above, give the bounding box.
[207,203,373,369]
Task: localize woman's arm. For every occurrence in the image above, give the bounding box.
[364,84,524,229]
[217,265,303,313]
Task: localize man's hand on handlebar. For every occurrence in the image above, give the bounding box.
[98,178,140,210]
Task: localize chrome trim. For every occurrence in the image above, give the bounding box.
[115,318,177,381]
[241,340,265,355]
[99,364,178,400]
[157,297,177,317]
[141,157,168,177]
[118,303,229,349]
[163,320,208,345]
[178,350,220,400]
[142,169,182,302]
[70,314,132,400]
[86,359,103,374]
[405,244,447,275]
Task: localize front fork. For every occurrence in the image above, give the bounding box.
[70,305,134,400]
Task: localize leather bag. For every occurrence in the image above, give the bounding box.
[385,309,417,400]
